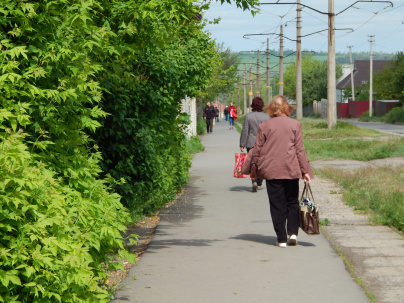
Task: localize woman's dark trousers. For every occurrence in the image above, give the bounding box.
[247,147,263,186]
[266,179,299,243]
[206,118,213,133]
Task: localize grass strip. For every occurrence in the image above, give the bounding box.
[186,136,205,154]
[320,166,404,232]
[305,137,404,161]
[301,119,383,139]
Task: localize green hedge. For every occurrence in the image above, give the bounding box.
[383,107,404,123]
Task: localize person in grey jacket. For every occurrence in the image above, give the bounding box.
[240,97,270,192]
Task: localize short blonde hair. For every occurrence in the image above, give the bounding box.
[264,95,294,117]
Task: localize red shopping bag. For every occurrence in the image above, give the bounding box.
[234,153,248,178]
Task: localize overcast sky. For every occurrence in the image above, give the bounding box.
[203,0,404,54]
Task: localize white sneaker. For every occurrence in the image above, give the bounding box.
[289,235,297,246]
[277,242,287,248]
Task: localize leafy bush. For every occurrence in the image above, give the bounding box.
[358,110,382,122]
[197,115,206,135]
[383,107,404,123]
[0,0,248,301]
[93,15,220,217]
[0,130,133,303]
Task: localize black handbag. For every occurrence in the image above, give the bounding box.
[299,183,320,235]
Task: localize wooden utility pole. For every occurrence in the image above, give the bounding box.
[369,35,374,117]
[266,38,270,104]
[249,59,253,111]
[327,0,337,128]
[296,0,303,119]
[279,25,284,96]
[256,50,260,97]
[348,45,355,101]
[243,63,247,115]
[237,74,240,114]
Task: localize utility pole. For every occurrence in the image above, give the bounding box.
[249,59,253,112]
[327,0,337,129]
[231,92,233,106]
[296,0,303,119]
[256,50,260,97]
[237,74,240,114]
[243,63,247,115]
[369,35,374,117]
[266,38,270,104]
[279,25,284,96]
[348,45,355,101]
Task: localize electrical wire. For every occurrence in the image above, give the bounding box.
[373,42,397,53]
[378,2,404,14]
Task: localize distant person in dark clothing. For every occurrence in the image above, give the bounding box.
[215,107,219,122]
[240,97,270,192]
[224,106,229,121]
[203,101,216,133]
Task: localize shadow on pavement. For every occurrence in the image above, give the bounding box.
[230,233,316,247]
[229,185,254,192]
[146,237,222,252]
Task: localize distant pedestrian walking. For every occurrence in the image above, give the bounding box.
[224,106,229,121]
[228,103,236,130]
[240,97,270,192]
[250,95,314,248]
[203,101,216,134]
[215,106,219,122]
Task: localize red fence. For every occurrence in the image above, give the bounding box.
[337,100,375,118]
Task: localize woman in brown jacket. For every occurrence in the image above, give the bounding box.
[250,95,314,248]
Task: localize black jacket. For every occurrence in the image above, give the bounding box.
[204,105,216,119]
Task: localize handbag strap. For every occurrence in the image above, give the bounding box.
[300,182,309,201]
[300,182,315,203]
[306,183,315,204]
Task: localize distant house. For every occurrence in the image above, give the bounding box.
[336,60,391,103]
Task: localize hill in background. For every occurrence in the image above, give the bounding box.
[238,50,396,74]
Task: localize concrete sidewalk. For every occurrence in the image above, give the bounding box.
[111,120,382,303]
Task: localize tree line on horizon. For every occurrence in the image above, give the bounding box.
[238,50,396,65]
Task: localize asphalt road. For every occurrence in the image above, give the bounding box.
[343,120,404,136]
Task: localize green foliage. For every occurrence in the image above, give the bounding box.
[319,218,330,226]
[93,5,219,216]
[305,137,404,161]
[358,110,382,122]
[186,136,205,154]
[342,86,372,102]
[195,43,241,112]
[197,115,206,135]
[382,107,404,123]
[373,52,404,103]
[283,55,343,105]
[301,120,381,140]
[217,0,260,13]
[322,167,404,232]
[0,129,132,302]
[0,0,260,300]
